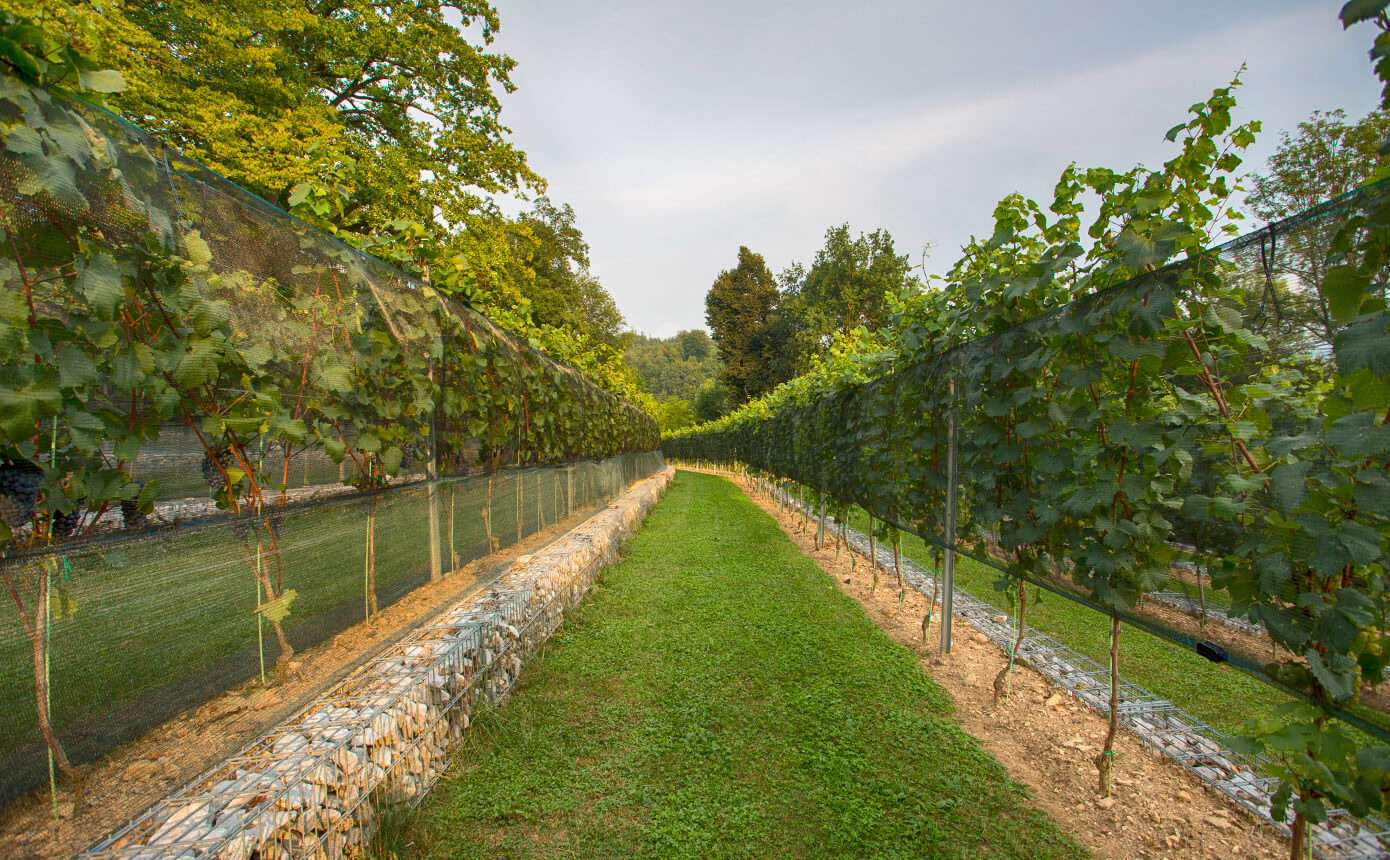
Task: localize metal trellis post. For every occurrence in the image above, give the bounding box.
[942,376,959,655]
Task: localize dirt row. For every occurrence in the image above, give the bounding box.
[733,474,1290,860]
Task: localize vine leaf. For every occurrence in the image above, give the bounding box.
[255,589,297,625]
[76,69,124,94]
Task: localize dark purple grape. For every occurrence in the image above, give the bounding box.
[121,498,149,531]
[201,447,237,492]
[51,502,83,539]
[0,458,43,529]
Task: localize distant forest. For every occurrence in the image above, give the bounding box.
[624,331,725,430]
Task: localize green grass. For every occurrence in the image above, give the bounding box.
[407,470,1088,859]
[0,466,607,772]
[831,505,1290,737]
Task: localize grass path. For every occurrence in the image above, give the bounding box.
[407,471,1087,859]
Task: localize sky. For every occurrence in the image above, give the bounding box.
[486,0,1381,338]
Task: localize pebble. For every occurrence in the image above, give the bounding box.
[1097,797,1116,810]
[1044,693,1064,708]
[1177,790,1192,802]
[1204,815,1231,829]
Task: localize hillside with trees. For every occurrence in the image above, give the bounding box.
[624,330,724,431]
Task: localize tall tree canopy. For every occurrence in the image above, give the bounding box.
[512,198,627,347]
[624,330,721,402]
[5,0,650,411]
[778,225,918,374]
[1247,108,1390,349]
[16,0,543,230]
[705,247,786,405]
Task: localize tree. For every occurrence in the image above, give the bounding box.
[510,197,628,347]
[655,398,696,433]
[675,329,714,362]
[692,379,729,422]
[779,226,918,371]
[1247,108,1390,350]
[13,0,542,233]
[705,246,788,405]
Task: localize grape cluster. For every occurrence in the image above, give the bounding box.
[399,446,414,472]
[51,501,84,539]
[0,458,43,530]
[201,446,237,492]
[121,499,149,531]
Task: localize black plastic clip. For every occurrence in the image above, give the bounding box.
[1196,641,1228,664]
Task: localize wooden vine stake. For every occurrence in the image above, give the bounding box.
[483,477,496,552]
[448,488,459,570]
[364,494,379,622]
[1096,614,1121,796]
[867,515,878,594]
[892,532,903,599]
[923,547,942,644]
[815,498,827,550]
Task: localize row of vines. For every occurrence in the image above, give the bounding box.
[0,71,658,792]
[666,20,1390,855]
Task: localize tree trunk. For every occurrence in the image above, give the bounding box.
[993,578,1027,705]
[29,565,75,779]
[1096,615,1121,796]
[1289,806,1307,860]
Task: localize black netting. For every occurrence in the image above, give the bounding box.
[666,179,1390,742]
[0,73,665,805]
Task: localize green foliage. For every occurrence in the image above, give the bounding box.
[625,330,720,400]
[778,224,920,373]
[0,72,657,547]
[705,246,790,406]
[0,7,123,107]
[41,0,542,231]
[1246,107,1390,350]
[653,397,696,434]
[692,378,730,422]
[668,71,1390,835]
[510,197,627,348]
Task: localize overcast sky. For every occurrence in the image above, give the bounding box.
[487,1,1380,338]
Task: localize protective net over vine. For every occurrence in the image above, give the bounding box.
[666,180,1390,751]
[0,75,662,803]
